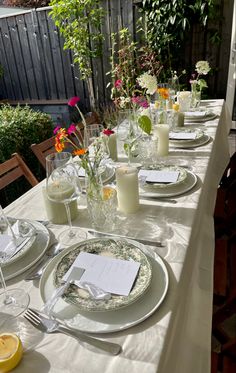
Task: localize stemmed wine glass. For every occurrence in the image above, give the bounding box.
[0,205,30,324]
[117,109,140,165]
[46,152,87,245]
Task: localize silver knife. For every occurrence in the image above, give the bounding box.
[88,229,164,247]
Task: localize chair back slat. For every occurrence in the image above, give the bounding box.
[31,136,56,169]
[0,153,38,191]
[31,112,100,170]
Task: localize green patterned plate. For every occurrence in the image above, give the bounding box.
[53,238,152,312]
[140,165,188,190]
[169,128,204,144]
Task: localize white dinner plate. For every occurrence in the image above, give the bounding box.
[40,239,169,334]
[2,218,37,267]
[169,128,204,144]
[139,169,198,198]
[53,238,152,312]
[2,221,50,280]
[170,134,210,148]
[184,111,217,122]
[139,165,188,190]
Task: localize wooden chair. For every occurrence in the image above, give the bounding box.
[31,112,101,169]
[31,136,56,170]
[0,153,38,190]
[211,290,236,373]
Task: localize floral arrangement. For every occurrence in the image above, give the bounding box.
[108,28,162,111]
[54,96,104,183]
[190,60,211,91]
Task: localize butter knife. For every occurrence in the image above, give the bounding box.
[88,229,164,247]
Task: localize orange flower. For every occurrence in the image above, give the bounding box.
[56,128,68,141]
[158,87,169,100]
[73,148,87,156]
[55,141,65,152]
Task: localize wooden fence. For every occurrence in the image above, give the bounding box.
[0,0,234,111]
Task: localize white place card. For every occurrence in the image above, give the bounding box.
[184,111,206,117]
[139,169,179,184]
[63,252,140,296]
[169,131,197,140]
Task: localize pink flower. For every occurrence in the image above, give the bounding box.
[68,96,80,107]
[131,96,149,108]
[53,125,61,134]
[140,100,149,108]
[103,129,114,136]
[114,79,123,89]
[67,124,76,134]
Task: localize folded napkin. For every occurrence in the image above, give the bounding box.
[139,169,179,184]
[169,131,197,140]
[0,221,32,261]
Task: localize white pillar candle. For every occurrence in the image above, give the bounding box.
[154,124,169,156]
[42,184,78,224]
[107,133,118,161]
[116,166,139,214]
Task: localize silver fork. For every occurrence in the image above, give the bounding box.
[24,308,121,355]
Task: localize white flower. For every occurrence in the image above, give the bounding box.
[137,73,157,95]
[195,61,211,75]
[119,96,130,108]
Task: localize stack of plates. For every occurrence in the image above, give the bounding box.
[184,110,217,122]
[40,238,169,333]
[139,165,198,198]
[2,219,50,280]
[169,128,210,148]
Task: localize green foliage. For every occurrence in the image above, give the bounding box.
[49,0,105,80]
[138,115,151,135]
[139,0,220,77]
[0,104,53,206]
[0,104,53,175]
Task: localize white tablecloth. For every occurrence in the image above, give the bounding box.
[3,99,231,373]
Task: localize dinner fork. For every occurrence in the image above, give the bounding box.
[24,308,121,355]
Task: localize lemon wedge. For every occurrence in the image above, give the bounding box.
[0,333,23,372]
[102,186,116,201]
[172,103,180,112]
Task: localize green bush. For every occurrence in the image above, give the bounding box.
[0,104,53,206]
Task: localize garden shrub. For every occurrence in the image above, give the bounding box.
[0,104,53,206]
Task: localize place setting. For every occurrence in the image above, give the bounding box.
[138,164,198,198]
[1,216,50,281]
[183,110,218,123]
[169,128,211,148]
[39,237,169,334]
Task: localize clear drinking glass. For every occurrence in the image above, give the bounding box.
[117,109,140,165]
[0,205,30,321]
[46,152,87,245]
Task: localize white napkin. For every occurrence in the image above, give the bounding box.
[139,169,179,184]
[0,221,31,261]
[169,131,197,140]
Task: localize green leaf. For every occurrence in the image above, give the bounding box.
[138,115,152,135]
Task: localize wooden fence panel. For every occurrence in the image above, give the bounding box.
[0,1,233,107]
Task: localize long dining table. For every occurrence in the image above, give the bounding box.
[3,99,231,373]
